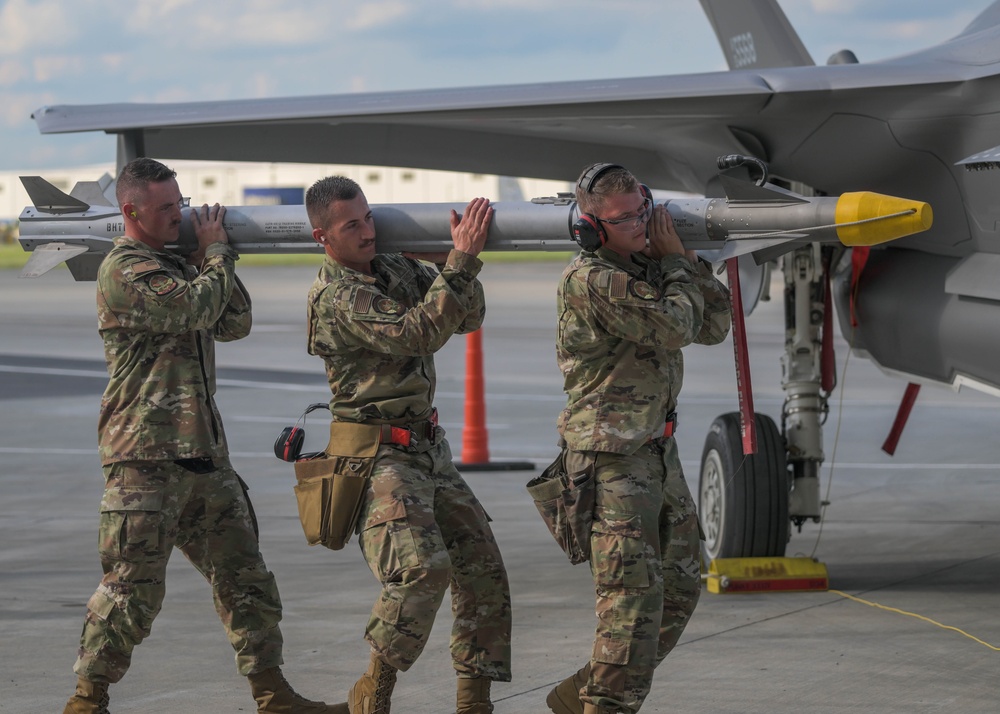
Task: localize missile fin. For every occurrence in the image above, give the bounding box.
[719,175,808,203]
[19,241,91,278]
[19,176,91,214]
[956,144,1000,171]
[708,235,802,262]
[69,173,117,207]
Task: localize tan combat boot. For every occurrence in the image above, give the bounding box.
[456,676,493,713]
[347,652,397,714]
[582,706,615,714]
[63,678,110,714]
[545,663,590,714]
[248,666,348,713]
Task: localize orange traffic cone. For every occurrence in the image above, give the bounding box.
[455,329,534,472]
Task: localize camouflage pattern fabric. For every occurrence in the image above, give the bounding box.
[556,248,730,454]
[75,238,285,683]
[555,246,731,713]
[307,251,485,423]
[75,458,283,682]
[96,238,251,464]
[359,438,512,680]
[308,249,511,680]
[566,443,701,712]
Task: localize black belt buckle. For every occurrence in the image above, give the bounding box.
[407,422,430,444]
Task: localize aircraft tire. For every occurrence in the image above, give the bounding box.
[698,411,789,562]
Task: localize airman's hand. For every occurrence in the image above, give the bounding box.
[188,203,228,265]
[644,204,686,260]
[450,197,493,257]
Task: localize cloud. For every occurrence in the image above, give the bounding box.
[249,72,278,98]
[33,55,81,83]
[0,59,27,86]
[0,0,75,55]
[100,54,127,73]
[345,1,409,31]
[808,0,860,14]
[127,0,198,33]
[1,91,56,128]
[123,0,351,48]
[19,132,114,169]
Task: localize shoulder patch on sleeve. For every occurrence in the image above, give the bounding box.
[352,289,375,315]
[146,274,180,296]
[610,272,629,300]
[373,296,405,316]
[131,260,161,276]
[628,279,660,301]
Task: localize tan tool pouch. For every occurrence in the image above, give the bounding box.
[526,448,595,565]
[293,421,381,550]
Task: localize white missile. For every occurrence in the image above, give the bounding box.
[16,174,932,280]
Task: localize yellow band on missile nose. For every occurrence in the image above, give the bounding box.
[835,192,933,247]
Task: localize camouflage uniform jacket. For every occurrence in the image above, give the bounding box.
[96,237,251,465]
[556,247,731,454]
[307,250,485,424]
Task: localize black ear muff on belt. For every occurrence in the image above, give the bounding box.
[571,162,624,252]
[274,402,330,462]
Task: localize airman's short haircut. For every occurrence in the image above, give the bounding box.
[575,164,639,216]
[306,176,363,231]
[116,157,177,207]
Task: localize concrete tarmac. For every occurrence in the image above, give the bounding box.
[1,260,998,713]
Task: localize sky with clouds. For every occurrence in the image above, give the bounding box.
[0,0,994,170]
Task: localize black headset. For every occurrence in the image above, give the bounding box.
[571,163,651,252]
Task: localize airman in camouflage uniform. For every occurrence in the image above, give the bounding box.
[305,176,512,714]
[547,164,731,714]
[64,158,342,714]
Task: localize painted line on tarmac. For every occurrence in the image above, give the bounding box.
[0,364,106,379]
[3,364,994,410]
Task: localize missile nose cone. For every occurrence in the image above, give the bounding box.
[835,192,933,247]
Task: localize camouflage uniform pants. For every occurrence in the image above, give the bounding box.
[567,438,701,713]
[74,458,284,683]
[358,437,512,681]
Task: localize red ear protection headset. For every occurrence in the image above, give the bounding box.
[274,402,330,462]
[571,163,651,252]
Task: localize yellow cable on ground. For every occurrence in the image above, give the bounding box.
[831,589,1000,651]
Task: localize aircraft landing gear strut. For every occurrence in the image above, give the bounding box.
[782,244,828,532]
[699,243,830,561]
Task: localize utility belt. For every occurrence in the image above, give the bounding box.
[290,420,381,551]
[527,411,677,565]
[378,409,440,448]
[286,409,439,551]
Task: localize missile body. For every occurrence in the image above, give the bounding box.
[16,175,932,280]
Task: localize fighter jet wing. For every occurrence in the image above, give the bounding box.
[33,71,774,196]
